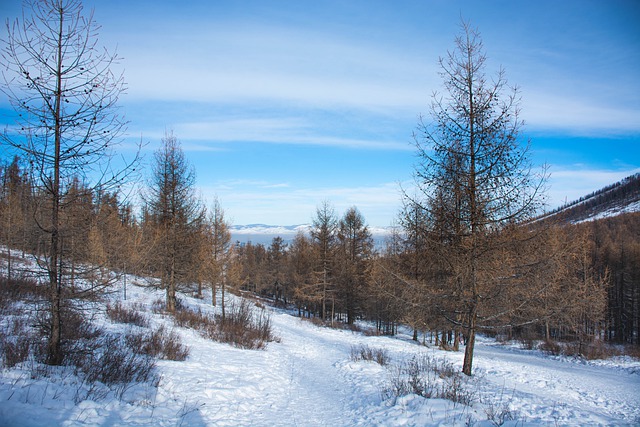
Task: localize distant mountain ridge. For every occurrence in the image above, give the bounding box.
[230,223,392,245]
[231,174,640,243]
[539,172,640,224]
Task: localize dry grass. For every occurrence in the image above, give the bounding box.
[125,325,190,361]
[106,301,149,327]
[382,354,474,406]
[171,299,277,350]
[350,344,390,365]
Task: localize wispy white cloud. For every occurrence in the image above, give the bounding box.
[119,23,433,113]
[200,180,402,226]
[523,92,640,137]
[112,7,640,143]
[170,118,412,150]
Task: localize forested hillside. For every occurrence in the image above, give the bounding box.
[539,173,640,223]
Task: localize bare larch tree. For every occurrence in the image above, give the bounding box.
[406,21,546,375]
[1,0,138,365]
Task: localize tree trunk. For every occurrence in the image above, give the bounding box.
[167,254,176,312]
[463,307,477,376]
[48,14,64,365]
[221,279,226,320]
[6,246,11,282]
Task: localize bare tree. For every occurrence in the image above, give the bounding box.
[267,236,288,304]
[0,0,138,365]
[146,131,203,312]
[311,200,338,321]
[288,231,316,317]
[407,21,546,375]
[209,197,231,316]
[335,206,373,325]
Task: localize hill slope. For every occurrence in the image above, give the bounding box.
[541,173,640,223]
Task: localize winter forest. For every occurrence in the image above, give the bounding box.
[1,1,639,425]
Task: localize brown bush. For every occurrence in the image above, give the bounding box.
[623,345,640,359]
[0,275,43,311]
[539,339,562,356]
[173,306,215,330]
[127,325,190,361]
[213,300,276,350]
[79,335,158,393]
[106,301,149,327]
[0,332,31,368]
[350,344,390,365]
[170,299,276,350]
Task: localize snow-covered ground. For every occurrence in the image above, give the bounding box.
[1,273,639,426]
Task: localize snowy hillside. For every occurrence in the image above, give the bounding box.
[540,173,640,224]
[1,268,639,426]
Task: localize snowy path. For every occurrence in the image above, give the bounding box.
[264,313,364,425]
[132,307,390,427]
[473,340,640,425]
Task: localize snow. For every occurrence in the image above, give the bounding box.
[1,272,639,426]
[230,224,393,246]
[574,199,640,223]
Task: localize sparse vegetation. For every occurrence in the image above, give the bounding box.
[381,354,474,406]
[483,386,520,426]
[106,301,149,328]
[125,324,190,361]
[77,334,159,398]
[539,338,623,360]
[350,344,390,365]
[0,272,176,399]
[170,299,276,350]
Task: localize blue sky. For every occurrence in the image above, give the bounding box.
[1,0,639,226]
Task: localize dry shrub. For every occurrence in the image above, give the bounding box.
[302,316,326,327]
[382,355,474,406]
[540,339,622,360]
[0,331,31,368]
[483,387,520,426]
[151,298,165,313]
[539,339,562,356]
[519,338,537,350]
[126,325,190,361]
[171,299,276,350]
[106,301,149,327]
[79,335,158,393]
[0,275,43,311]
[29,305,104,366]
[564,340,621,360]
[173,305,215,330]
[350,344,390,365]
[624,345,640,359]
[213,299,275,350]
